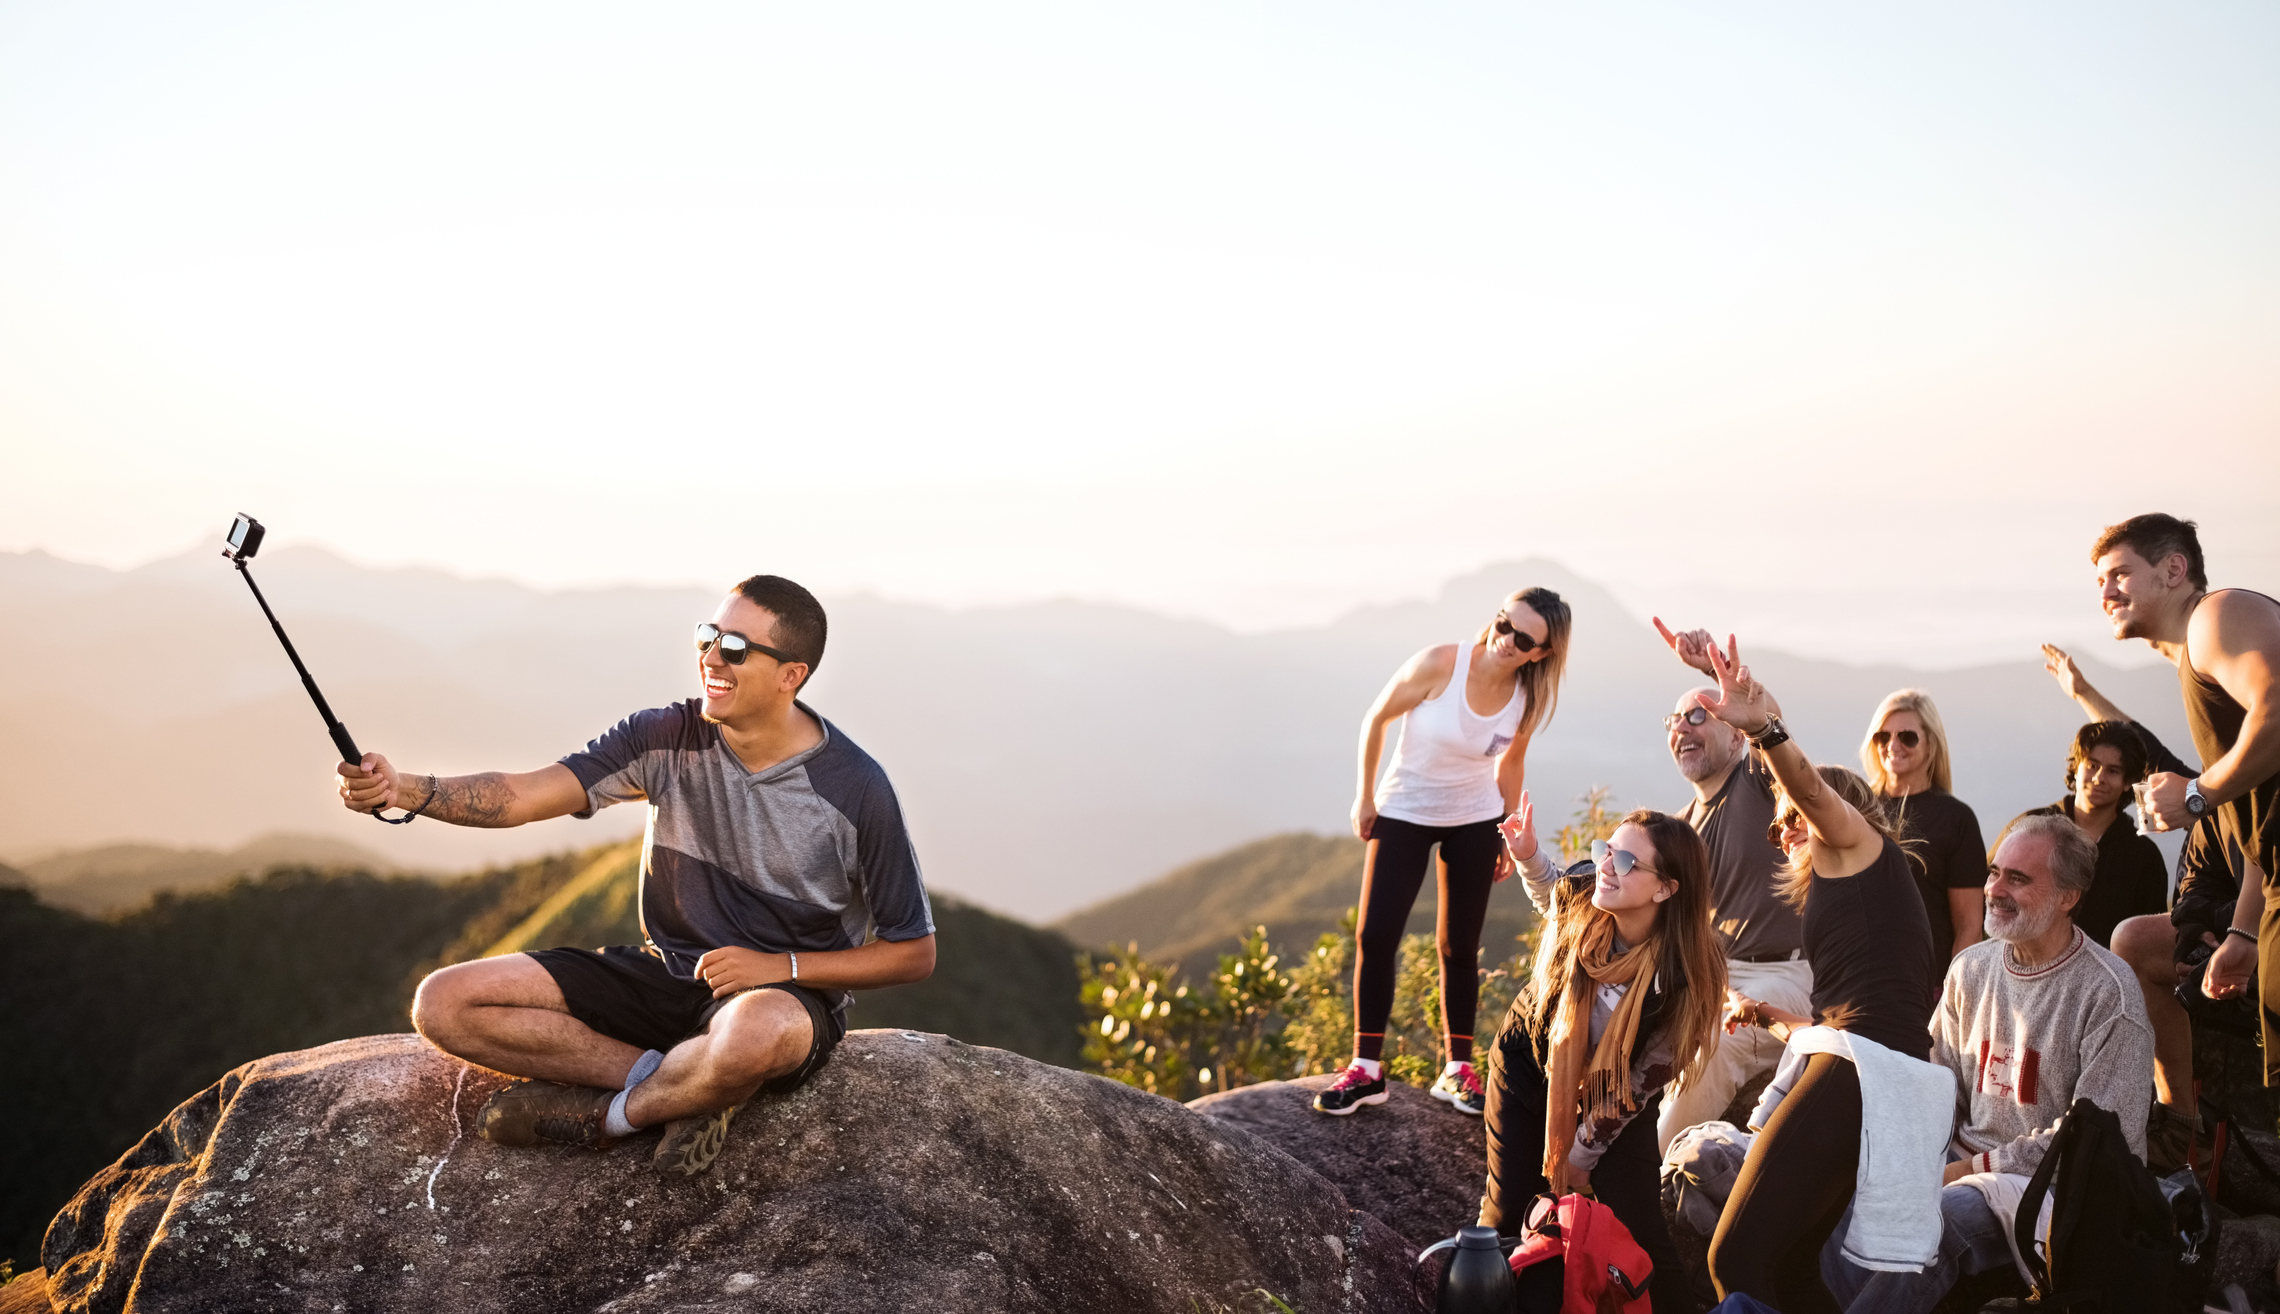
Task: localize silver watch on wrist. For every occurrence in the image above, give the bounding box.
[2185,778,2209,817]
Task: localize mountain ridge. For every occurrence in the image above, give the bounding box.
[0,546,2189,920]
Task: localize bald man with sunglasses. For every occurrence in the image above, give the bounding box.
[335,574,936,1178]
[1648,620,1813,1153]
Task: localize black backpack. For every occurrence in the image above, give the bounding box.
[2006,1098,2180,1312]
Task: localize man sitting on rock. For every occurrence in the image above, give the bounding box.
[336,575,936,1176]
[1822,812,2153,1313]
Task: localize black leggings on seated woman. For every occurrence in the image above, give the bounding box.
[1481,1013,1687,1314]
[1709,1051,1863,1314]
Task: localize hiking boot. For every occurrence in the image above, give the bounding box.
[654,1103,740,1176]
[1312,1063,1389,1116]
[1430,1063,1486,1116]
[475,1081,617,1149]
[2145,1101,2208,1177]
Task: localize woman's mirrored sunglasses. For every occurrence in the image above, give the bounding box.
[1664,707,1709,730]
[1765,810,1804,845]
[695,622,800,667]
[1492,614,1549,652]
[1871,728,1921,750]
[1591,839,1657,877]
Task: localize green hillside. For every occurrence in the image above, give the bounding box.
[16,832,402,915]
[1,840,1081,1272]
[1052,831,1542,971]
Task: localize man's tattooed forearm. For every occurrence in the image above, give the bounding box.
[422,773,515,827]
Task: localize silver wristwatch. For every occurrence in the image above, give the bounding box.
[2186,778,2209,818]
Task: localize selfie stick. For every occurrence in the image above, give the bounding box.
[220,514,409,823]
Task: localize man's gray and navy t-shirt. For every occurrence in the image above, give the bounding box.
[559,699,934,1015]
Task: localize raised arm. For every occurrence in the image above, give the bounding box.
[2041,644,2129,723]
[1696,637,1883,877]
[337,754,590,828]
[1498,791,1562,913]
[1352,645,1456,840]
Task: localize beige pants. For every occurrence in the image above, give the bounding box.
[1654,956,1815,1155]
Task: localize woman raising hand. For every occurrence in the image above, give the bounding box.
[1692,637,1936,1314]
[1476,789,1725,1314]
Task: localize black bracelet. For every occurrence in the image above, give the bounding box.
[2225,927,2257,945]
[377,774,439,826]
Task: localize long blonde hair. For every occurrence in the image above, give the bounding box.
[1860,689,1954,795]
[1521,809,1728,1090]
[1474,586,1573,743]
[1773,764,1906,910]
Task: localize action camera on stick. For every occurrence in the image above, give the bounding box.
[221,513,414,823]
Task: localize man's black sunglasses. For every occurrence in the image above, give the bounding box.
[1665,707,1709,730]
[696,622,800,667]
[1493,613,1549,653]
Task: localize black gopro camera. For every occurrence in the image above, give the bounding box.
[222,513,265,562]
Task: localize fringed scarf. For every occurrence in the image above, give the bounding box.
[1542,914,1659,1183]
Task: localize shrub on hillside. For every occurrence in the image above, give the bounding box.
[1078,788,1624,1099]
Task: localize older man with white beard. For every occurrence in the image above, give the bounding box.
[1822,811,2154,1314]
[1650,621,1814,1153]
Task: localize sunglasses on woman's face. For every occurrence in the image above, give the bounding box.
[696,622,799,667]
[1872,728,1921,750]
[1493,614,1548,653]
[1765,810,1804,846]
[1591,839,1658,878]
[1664,707,1709,730]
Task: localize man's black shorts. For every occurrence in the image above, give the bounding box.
[528,944,845,1094]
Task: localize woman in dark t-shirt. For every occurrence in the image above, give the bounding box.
[1861,689,1987,999]
[1662,632,1933,1314]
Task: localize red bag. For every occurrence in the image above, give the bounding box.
[1506,1192,1653,1314]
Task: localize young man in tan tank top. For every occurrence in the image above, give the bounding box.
[2090,513,2280,1080]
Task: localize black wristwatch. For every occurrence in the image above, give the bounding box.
[2186,779,2209,817]
[1749,714,1791,752]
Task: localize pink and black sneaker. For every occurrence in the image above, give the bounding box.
[1429,1062,1485,1116]
[1311,1062,1390,1116]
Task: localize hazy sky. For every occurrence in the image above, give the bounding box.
[4,2,2275,665]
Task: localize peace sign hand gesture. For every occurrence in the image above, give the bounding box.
[1499,790,1540,866]
[1693,635,1772,737]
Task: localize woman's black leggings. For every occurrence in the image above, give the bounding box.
[1354,815,1502,1063]
[1480,1010,1688,1314]
[1709,1051,1863,1314]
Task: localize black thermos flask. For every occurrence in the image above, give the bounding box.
[1434,1225,1517,1314]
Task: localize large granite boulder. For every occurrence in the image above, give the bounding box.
[40,1033,1427,1314]
[1191,1075,1484,1251]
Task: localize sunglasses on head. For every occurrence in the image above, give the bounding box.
[1492,614,1549,653]
[1872,728,1921,750]
[1591,839,1658,878]
[1766,810,1804,846]
[696,622,800,667]
[1665,707,1709,730]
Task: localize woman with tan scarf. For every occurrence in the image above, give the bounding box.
[1479,793,1725,1314]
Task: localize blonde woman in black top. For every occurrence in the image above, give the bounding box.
[1862,688,1986,997]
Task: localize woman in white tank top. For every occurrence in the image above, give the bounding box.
[1313,586,1574,1117]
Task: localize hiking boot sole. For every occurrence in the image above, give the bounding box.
[654,1104,739,1176]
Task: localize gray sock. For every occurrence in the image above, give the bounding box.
[624,1049,665,1090]
[605,1049,667,1137]
[605,1089,638,1139]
